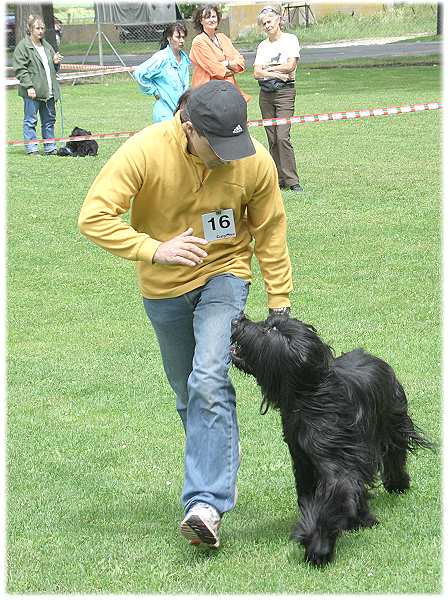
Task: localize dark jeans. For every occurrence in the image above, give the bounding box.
[259,86,299,187]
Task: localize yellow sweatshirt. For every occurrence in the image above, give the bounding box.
[78,114,293,308]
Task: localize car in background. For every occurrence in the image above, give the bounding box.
[116,23,165,43]
[6,13,15,47]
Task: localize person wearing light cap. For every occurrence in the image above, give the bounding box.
[78,80,293,549]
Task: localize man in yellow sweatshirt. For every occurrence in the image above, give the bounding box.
[79,80,293,549]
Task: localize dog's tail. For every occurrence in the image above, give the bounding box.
[393,381,435,452]
[405,419,434,452]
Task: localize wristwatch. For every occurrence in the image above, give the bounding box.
[269,307,290,316]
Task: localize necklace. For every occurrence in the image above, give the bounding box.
[206,32,223,51]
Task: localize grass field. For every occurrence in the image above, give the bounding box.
[236,3,439,47]
[6,62,442,593]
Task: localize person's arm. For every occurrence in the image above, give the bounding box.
[52,51,63,72]
[190,36,230,79]
[221,34,245,73]
[133,54,163,97]
[12,42,34,89]
[246,149,293,309]
[79,141,158,263]
[78,138,208,267]
[44,41,62,73]
[264,57,298,75]
[253,63,290,81]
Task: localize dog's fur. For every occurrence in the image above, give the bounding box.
[230,313,432,566]
[57,127,98,157]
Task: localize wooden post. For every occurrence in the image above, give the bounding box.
[437,3,443,35]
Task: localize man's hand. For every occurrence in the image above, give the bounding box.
[27,87,37,99]
[153,227,208,267]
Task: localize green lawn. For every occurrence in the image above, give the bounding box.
[6,63,442,593]
[237,3,439,47]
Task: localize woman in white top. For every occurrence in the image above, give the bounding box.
[253,6,303,192]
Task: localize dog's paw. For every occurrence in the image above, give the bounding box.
[299,533,335,567]
[346,513,379,531]
[359,513,379,528]
[304,544,333,568]
[383,474,410,494]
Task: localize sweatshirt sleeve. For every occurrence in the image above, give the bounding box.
[13,42,34,89]
[246,146,293,308]
[133,53,163,96]
[78,136,161,264]
[190,35,227,80]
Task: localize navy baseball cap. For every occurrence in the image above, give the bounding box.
[185,80,255,161]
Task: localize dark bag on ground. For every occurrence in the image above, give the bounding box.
[57,126,99,157]
[258,78,293,93]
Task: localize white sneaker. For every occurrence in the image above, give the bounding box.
[180,502,221,548]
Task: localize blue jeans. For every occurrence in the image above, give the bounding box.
[143,274,250,515]
[23,97,56,154]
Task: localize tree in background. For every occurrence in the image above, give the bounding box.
[177,4,201,19]
[14,1,58,50]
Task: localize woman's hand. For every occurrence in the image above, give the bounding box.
[226,59,239,71]
[264,70,289,81]
[27,87,37,99]
[53,52,63,64]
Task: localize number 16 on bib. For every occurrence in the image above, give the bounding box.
[201,209,236,242]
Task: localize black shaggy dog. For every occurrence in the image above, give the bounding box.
[57,127,99,157]
[230,313,432,567]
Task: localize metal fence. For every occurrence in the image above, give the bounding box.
[6,2,441,63]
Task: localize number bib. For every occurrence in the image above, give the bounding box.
[201,209,236,242]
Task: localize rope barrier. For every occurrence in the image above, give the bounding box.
[6,102,442,148]
[6,65,135,87]
[61,63,134,71]
[247,102,442,127]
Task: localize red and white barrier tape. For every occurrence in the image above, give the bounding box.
[248,101,442,127]
[6,102,442,147]
[6,65,134,86]
[61,63,134,71]
[6,63,131,71]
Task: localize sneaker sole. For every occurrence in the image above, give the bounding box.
[180,516,219,548]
